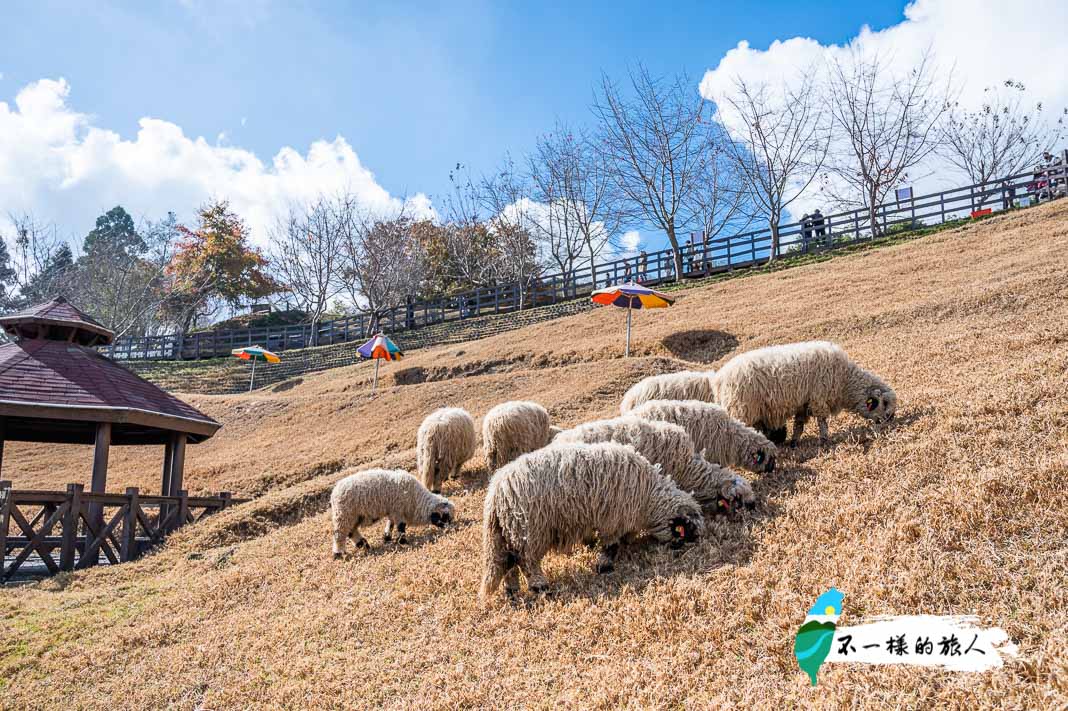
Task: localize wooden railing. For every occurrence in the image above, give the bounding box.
[101,162,1067,362]
[0,481,242,581]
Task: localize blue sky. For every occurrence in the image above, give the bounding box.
[4,0,1065,254]
[0,0,904,203]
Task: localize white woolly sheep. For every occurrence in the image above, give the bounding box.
[711,341,898,446]
[481,400,558,472]
[417,407,477,494]
[330,468,454,557]
[630,399,777,475]
[480,441,704,600]
[554,416,755,513]
[619,369,717,414]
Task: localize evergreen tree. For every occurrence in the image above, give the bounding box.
[83,206,145,257]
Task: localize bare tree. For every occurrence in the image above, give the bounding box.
[528,123,621,286]
[478,156,541,308]
[714,69,829,263]
[593,64,710,279]
[7,212,69,299]
[824,48,951,235]
[692,134,753,263]
[269,195,347,328]
[940,79,1066,200]
[339,205,427,333]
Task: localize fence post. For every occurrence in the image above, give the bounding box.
[177,490,189,531]
[0,481,11,578]
[121,487,139,562]
[60,483,83,571]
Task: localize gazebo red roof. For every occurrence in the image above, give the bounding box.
[0,296,114,347]
[0,299,220,445]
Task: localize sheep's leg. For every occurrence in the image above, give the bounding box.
[790,412,809,447]
[520,557,550,596]
[383,518,394,542]
[818,417,830,444]
[349,517,370,550]
[332,520,349,559]
[595,541,621,574]
[502,566,521,599]
[395,521,408,545]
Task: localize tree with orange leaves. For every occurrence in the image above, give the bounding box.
[162,200,278,334]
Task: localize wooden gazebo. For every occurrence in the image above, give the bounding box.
[0,298,226,577]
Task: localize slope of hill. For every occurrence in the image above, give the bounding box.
[2,202,1067,708]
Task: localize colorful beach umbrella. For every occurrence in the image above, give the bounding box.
[591,282,675,357]
[357,333,404,393]
[231,345,280,391]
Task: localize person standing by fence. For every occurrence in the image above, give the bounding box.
[638,250,648,282]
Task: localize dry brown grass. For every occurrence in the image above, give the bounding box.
[3,202,1067,709]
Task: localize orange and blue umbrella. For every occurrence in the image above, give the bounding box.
[591,282,675,357]
[357,333,404,392]
[231,345,280,391]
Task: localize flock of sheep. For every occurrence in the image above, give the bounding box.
[329,340,897,601]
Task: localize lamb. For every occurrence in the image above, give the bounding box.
[629,399,777,474]
[480,441,704,600]
[619,369,717,414]
[481,400,558,471]
[554,416,755,512]
[711,341,898,446]
[416,407,477,494]
[330,468,454,557]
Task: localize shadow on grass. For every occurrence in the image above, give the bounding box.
[507,462,818,605]
[786,407,927,462]
[660,329,738,364]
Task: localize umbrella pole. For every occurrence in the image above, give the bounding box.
[625,305,632,358]
[250,358,256,392]
[372,359,380,393]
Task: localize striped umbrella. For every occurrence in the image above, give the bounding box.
[591,282,675,357]
[231,345,280,392]
[357,333,404,393]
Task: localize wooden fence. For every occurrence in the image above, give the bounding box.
[102,163,1067,362]
[0,481,241,582]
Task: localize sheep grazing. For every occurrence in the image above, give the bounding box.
[629,399,777,475]
[330,468,454,557]
[554,416,755,513]
[416,407,477,494]
[480,442,704,600]
[711,341,898,446]
[481,400,557,472]
[619,369,717,414]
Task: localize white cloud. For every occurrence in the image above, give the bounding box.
[618,230,641,258]
[700,0,1068,217]
[0,77,431,247]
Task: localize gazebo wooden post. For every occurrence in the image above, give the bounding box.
[167,435,187,534]
[0,418,6,473]
[84,422,112,567]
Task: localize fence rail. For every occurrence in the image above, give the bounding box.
[0,480,243,581]
[101,163,1067,361]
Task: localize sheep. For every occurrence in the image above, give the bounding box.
[330,468,454,557]
[481,400,558,472]
[416,407,477,494]
[711,341,898,446]
[480,441,704,600]
[554,416,755,513]
[629,399,777,475]
[619,369,717,414]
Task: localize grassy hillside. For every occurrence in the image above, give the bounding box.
[2,201,1067,708]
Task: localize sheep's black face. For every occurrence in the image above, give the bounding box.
[751,447,776,473]
[716,476,756,515]
[430,504,453,528]
[861,389,898,425]
[667,515,702,549]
